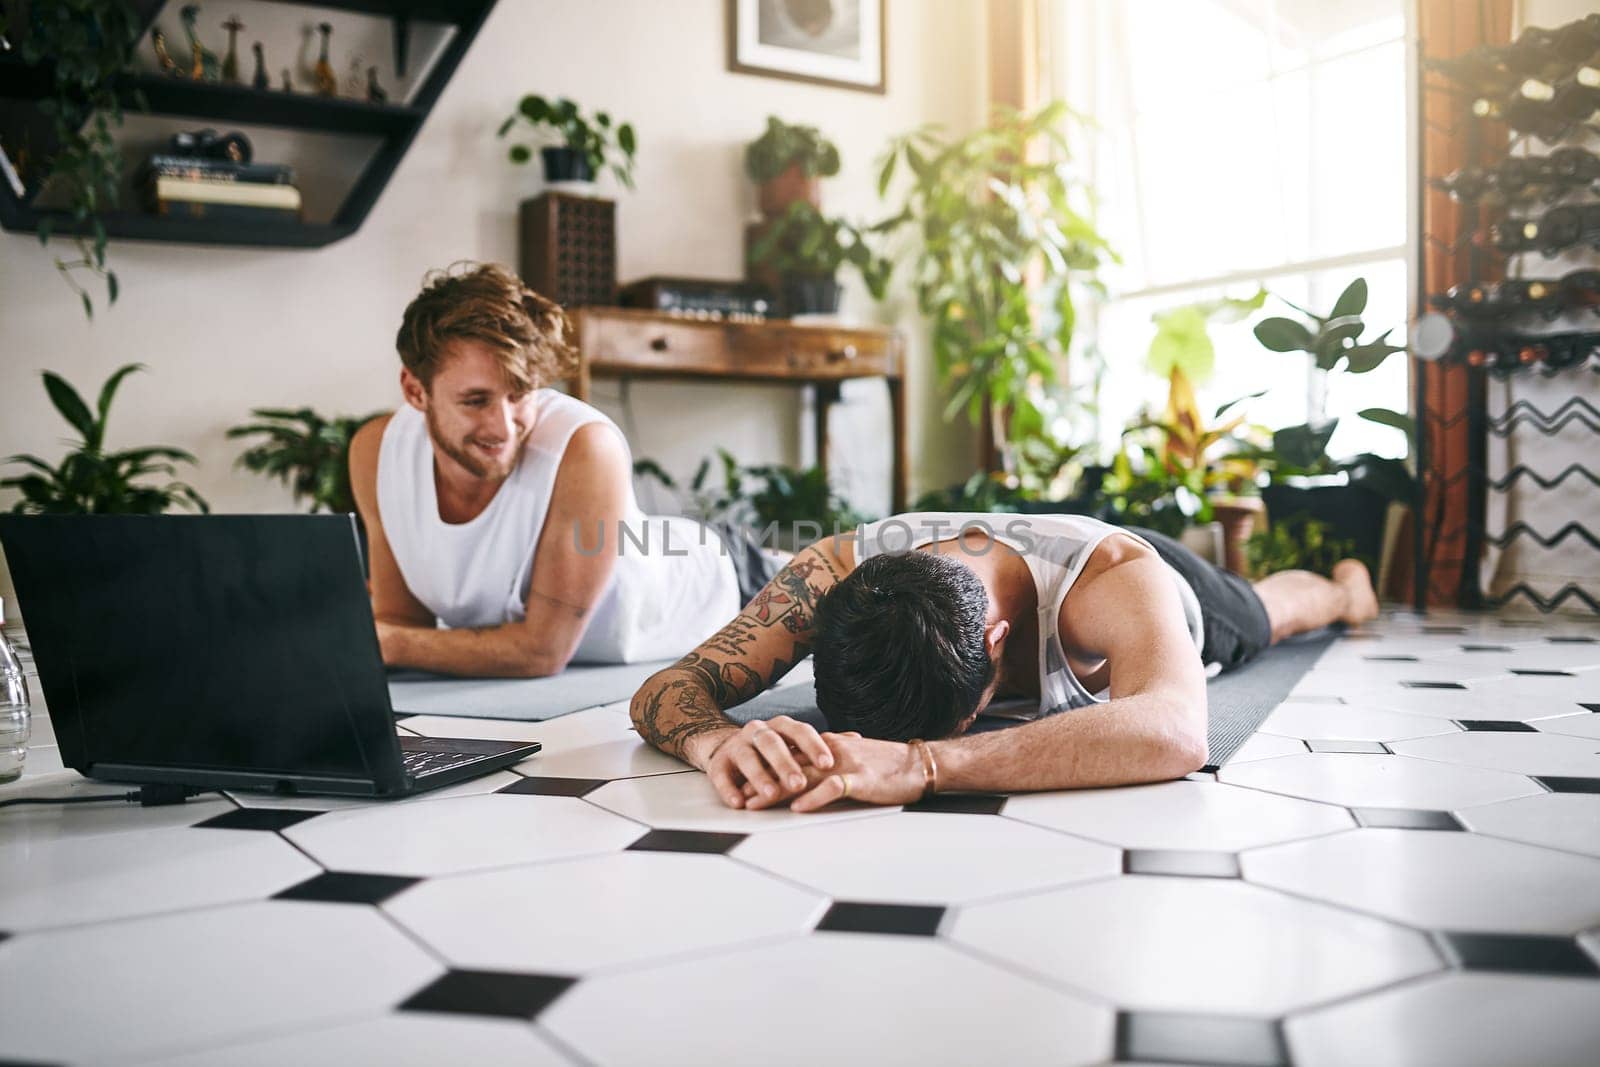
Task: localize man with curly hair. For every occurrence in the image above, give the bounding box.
[349,263,755,677]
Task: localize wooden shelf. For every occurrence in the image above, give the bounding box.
[0,0,495,249]
[7,206,352,248]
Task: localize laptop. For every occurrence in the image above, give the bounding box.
[0,513,539,798]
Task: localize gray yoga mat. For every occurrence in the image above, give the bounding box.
[388,629,1337,769]
[387,660,674,720]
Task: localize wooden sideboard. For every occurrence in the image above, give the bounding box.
[570,307,909,512]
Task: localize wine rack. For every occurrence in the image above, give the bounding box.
[1416,11,1600,614]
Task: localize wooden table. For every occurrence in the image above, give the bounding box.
[570,307,909,512]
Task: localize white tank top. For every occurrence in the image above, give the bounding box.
[852,512,1205,716]
[376,391,739,663]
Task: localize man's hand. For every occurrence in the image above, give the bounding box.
[700,716,836,810]
[789,732,925,813]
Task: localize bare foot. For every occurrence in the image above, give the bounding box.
[1331,559,1379,625]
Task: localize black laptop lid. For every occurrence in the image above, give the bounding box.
[0,514,405,790]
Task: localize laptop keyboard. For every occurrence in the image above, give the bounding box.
[401,748,484,777]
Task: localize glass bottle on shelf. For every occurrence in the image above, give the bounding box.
[0,596,30,784]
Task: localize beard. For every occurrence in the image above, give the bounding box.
[425,406,524,481]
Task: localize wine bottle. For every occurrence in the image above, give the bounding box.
[1547,146,1600,186]
[1433,167,1495,201]
[1433,45,1520,94]
[1494,205,1599,255]
[1563,269,1600,310]
[1494,278,1564,318]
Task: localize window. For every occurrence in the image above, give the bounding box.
[1051,0,1411,461]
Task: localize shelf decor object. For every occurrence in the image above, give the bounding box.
[1414,8,1600,613]
[0,0,498,252]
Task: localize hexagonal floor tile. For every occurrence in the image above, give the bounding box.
[1243,828,1600,934]
[386,851,826,973]
[1286,973,1600,1067]
[583,769,900,834]
[137,1014,575,1067]
[1391,732,1600,778]
[0,824,319,931]
[1259,701,1461,743]
[1219,753,1542,809]
[1356,681,1592,723]
[1003,779,1352,852]
[1224,732,1308,763]
[1536,712,1600,740]
[0,791,236,845]
[947,876,1438,1015]
[0,900,443,1064]
[541,934,1113,1066]
[283,793,644,876]
[505,706,693,781]
[732,812,1118,904]
[1455,793,1600,858]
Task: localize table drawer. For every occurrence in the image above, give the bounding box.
[580,310,898,380]
[736,329,895,377]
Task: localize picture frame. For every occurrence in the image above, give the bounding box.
[726,0,886,95]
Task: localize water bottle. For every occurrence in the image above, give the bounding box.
[0,596,30,783]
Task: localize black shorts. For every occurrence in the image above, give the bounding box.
[1126,526,1273,672]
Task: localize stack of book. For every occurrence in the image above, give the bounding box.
[136,155,302,224]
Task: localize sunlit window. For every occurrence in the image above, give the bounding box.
[1054,0,1410,462]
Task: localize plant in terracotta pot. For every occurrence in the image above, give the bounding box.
[498,94,637,189]
[744,116,840,218]
[747,202,892,317]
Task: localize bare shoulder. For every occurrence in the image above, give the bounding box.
[347,413,394,504]
[548,422,631,513]
[1060,533,1187,659]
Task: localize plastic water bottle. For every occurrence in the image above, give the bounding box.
[0,596,30,783]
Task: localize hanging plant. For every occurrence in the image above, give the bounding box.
[1,1,145,318]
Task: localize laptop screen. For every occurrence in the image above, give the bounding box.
[0,514,404,790]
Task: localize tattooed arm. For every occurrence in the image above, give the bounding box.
[630,538,853,809]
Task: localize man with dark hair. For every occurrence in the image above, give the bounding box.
[630,512,1379,811]
[348,262,762,678]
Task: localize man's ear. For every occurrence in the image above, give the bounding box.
[400,367,428,412]
[984,618,1011,662]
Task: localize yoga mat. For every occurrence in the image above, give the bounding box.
[726,628,1340,770]
[387,660,674,720]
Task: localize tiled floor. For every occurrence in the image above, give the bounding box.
[3,610,1600,1066]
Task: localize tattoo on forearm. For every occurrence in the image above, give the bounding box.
[634,548,843,761]
[635,677,735,760]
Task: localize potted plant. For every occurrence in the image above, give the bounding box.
[744,116,840,218]
[1,364,208,513]
[877,102,1115,476]
[227,407,386,514]
[746,202,892,317]
[1,1,145,318]
[1252,277,1415,563]
[1137,290,1269,571]
[497,94,637,190]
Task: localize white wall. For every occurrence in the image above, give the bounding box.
[0,0,985,601]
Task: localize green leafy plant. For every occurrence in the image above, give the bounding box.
[1,364,208,514]
[497,94,637,188]
[877,101,1116,469]
[227,408,385,514]
[1253,277,1413,470]
[1245,514,1358,579]
[2,1,146,318]
[747,202,893,299]
[636,450,867,534]
[743,116,841,183]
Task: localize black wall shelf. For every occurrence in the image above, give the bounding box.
[0,0,495,248]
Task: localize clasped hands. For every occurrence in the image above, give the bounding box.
[692,716,925,813]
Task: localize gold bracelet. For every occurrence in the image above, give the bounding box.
[910,739,939,799]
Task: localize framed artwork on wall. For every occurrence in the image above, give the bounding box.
[727,0,886,94]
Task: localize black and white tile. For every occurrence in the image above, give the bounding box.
[4,608,1600,1064]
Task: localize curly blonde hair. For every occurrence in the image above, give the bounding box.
[395,262,578,392]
